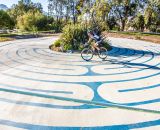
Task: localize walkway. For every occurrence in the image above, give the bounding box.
[0,37,160,130]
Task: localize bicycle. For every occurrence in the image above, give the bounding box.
[81,42,108,61]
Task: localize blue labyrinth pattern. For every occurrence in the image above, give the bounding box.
[0,37,160,130]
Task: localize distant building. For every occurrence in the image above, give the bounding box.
[21,0,31,5]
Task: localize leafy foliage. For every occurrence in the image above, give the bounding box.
[49,20,66,33]
[17,10,47,32]
[52,23,111,51]
[0,10,15,29]
[110,0,140,31]
[7,1,43,23]
[130,13,145,32]
[89,0,110,33]
[2,0,160,33]
[60,23,88,51]
[144,0,160,32]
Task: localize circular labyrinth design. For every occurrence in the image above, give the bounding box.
[0,37,160,129]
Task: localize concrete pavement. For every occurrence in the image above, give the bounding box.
[0,37,160,130]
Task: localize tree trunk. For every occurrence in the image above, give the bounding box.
[121,20,125,31]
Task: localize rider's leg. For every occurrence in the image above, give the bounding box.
[94,42,100,51]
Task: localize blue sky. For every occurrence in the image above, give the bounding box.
[0,0,48,12]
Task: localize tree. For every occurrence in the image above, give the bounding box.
[0,10,14,29]
[7,1,43,24]
[48,0,90,24]
[130,13,145,32]
[17,10,47,32]
[107,16,119,30]
[89,0,110,33]
[111,0,141,31]
[144,0,160,32]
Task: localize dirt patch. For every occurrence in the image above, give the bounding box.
[104,32,160,44]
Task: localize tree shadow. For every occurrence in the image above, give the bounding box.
[110,46,160,57]
[10,34,39,39]
[106,59,160,70]
[105,46,160,70]
[89,46,160,70]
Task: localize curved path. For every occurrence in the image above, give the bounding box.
[0,37,160,130]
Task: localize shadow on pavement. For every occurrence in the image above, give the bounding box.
[90,46,160,70]
[107,46,160,70]
[108,46,160,57]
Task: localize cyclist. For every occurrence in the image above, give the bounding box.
[87,30,102,52]
[81,30,108,61]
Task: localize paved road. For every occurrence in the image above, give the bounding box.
[0,37,160,130]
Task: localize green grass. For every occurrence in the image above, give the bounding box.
[0,32,37,37]
[0,33,17,37]
[0,30,56,37]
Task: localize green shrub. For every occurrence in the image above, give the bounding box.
[135,33,141,40]
[156,28,160,33]
[63,44,72,51]
[112,26,120,31]
[0,10,15,29]
[48,20,66,33]
[103,40,112,51]
[54,39,61,47]
[51,23,111,52]
[149,25,157,32]
[59,23,88,51]
[17,10,47,32]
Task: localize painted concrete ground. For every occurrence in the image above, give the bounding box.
[0,37,160,130]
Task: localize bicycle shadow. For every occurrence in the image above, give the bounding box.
[90,46,160,70]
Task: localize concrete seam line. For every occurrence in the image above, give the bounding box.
[0,87,159,115]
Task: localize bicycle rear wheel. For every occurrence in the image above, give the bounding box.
[81,48,93,61]
[98,47,108,60]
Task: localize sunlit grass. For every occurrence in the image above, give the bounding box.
[0,37,14,42]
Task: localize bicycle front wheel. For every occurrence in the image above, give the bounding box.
[98,47,108,60]
[81,48,93,61]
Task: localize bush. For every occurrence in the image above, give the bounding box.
[0,10,15,29]
[112,26,120,31]
[103,40,112,51]
[51,23,111,52]
[54,39,61,47]
[64,23,88,44]
[17,10,48,32]
[156,28,160,33]
[53,23,88,51]
[149,25,157,32]
[49,20,66,33]
[135,33,141,40]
